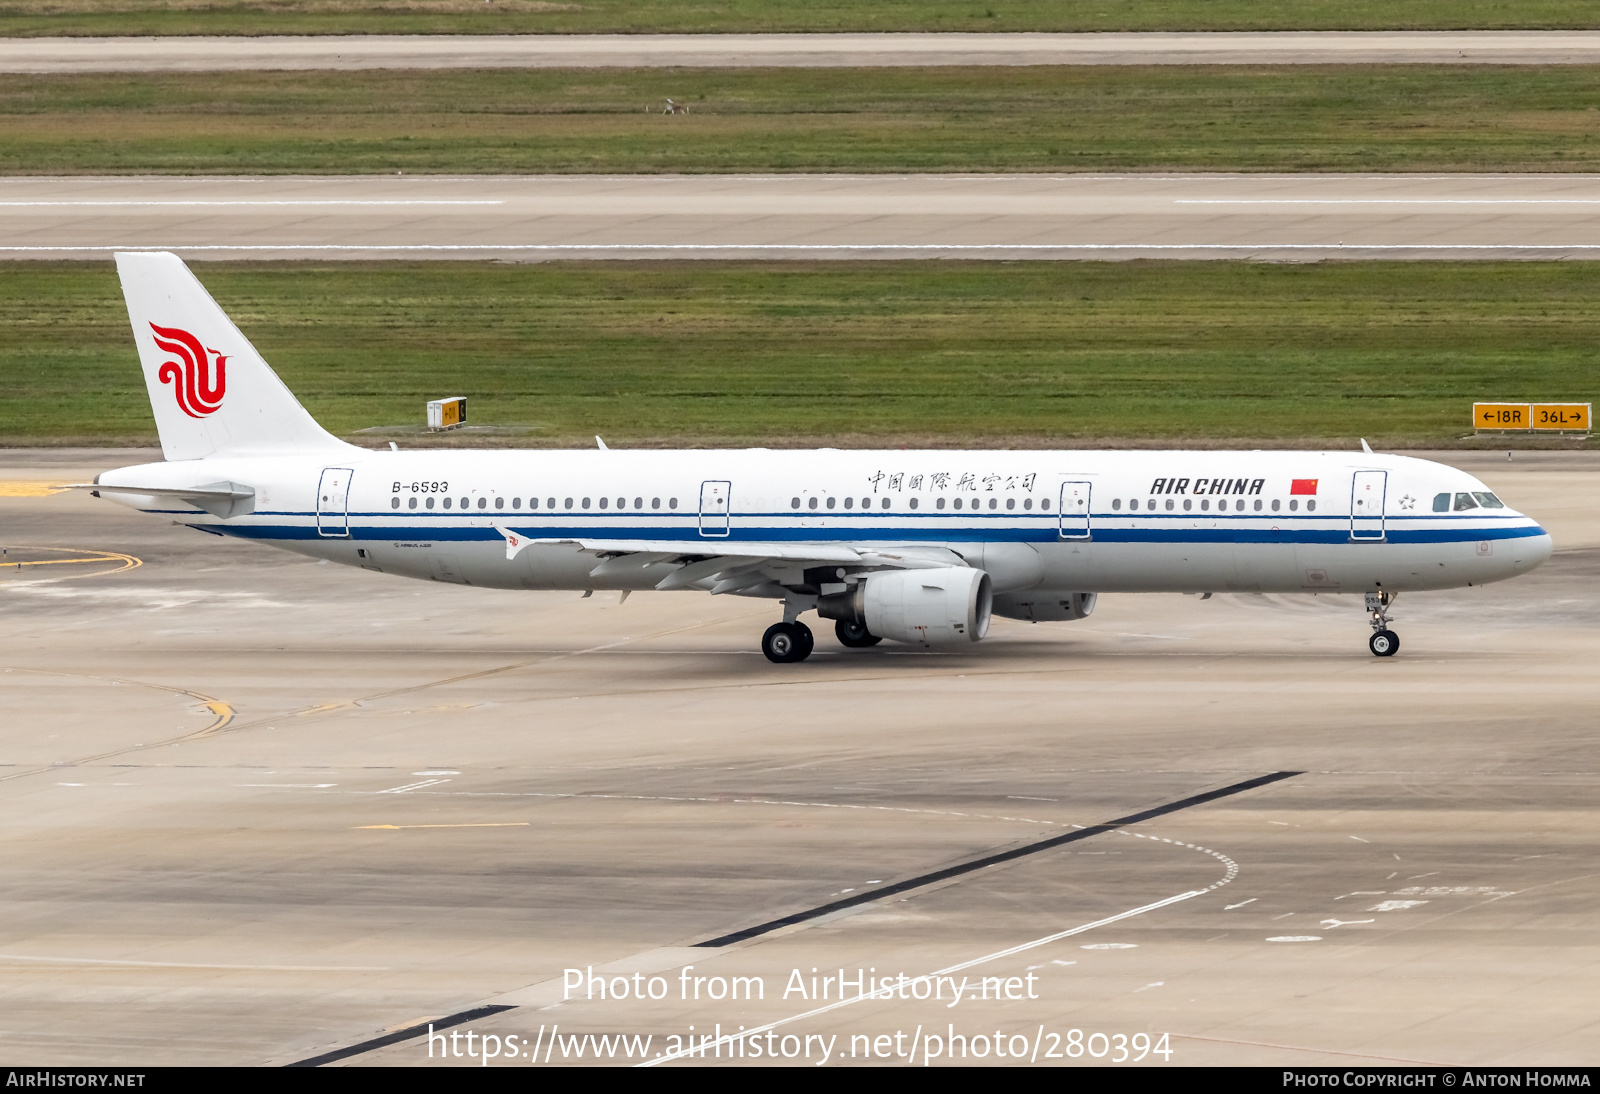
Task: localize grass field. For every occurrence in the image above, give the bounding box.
[0,0,1596,36]
[7,66,1600,175]
[2,261,1592,449]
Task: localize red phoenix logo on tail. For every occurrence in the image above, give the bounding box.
[150,323,227,418]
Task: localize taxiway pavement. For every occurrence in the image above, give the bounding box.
[7,32,1600,73]
[0,449,1596,1065]
[10,173,1600,261]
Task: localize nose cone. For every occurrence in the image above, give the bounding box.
[1511,528,1554,574]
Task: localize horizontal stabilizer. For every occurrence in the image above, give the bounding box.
[68,480,255,518]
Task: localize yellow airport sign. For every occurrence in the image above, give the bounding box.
[1531,403,1591,432]
[1473,403,1528,430]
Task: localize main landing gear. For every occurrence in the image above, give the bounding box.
[762,621,814,663]
[1366,591,1400,657]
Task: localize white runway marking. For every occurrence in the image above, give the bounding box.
[638,888,1209,1068]
[377,777,450,794]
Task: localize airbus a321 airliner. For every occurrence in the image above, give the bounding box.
[82,252,1553,663]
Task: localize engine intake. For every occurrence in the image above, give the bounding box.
[818,567,992,646]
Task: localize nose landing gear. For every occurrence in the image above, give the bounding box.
[762,621,815,663]
[1366,591,1399,657]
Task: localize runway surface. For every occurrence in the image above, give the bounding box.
[7,32,1600,73]
[9,173,1600,262]
[0,448,1596,1066]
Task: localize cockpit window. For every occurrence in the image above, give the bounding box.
[1472,491,1506,509]
[1432,492,1450,512]
[1453,492,1480,511]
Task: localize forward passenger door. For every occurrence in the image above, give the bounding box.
[1350,470,1387,541]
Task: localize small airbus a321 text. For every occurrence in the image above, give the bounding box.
[81,252,1553,662]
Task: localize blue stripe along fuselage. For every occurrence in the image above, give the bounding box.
[178,511,1546,546]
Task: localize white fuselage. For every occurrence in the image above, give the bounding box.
[97,448,1552,597]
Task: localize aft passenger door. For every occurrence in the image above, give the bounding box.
[1350,470,1387,541]
[699,479,731,537]
[316,467,353,538]
[1058,481,1091,540]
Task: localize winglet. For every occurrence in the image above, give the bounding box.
[1360,438,1374,454]
[596,435,609,451]
[495,526,535,561]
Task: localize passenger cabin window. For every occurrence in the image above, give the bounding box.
[1006,498,1015,510]
[808,497,818,510]
[582,497,591,509]
[565,498,574,509]
[425,497,434,509]
[1024,498,1033,511]
[391,497,399,509]
[443,497,452,509]
[1041,499,1050,511]
[1271,499,1280,512]
[953,498,963,510]
[880,498,889,510]
[670,498,678,509]
[1289,499,1298,511]
[791,497,800,509]
[1112,499,1122,511]
[408,497,417,510]
[1306,500,1316,512]
[936,498,946,510]
[530,497,539,509]
[827,497,836,509]
[1200,499,1209,511]
[512,498,521,508]
[653,498,662,509]
[599,497,608,509]
[478,497,487,509]
[909,497,919,509]
[1433,492,1451,512]
[843,496,853,509]
[1473,491,1506,509]
[1165,499,1174,511]
[1454,493,1480,511]
[1184,499,1192,511]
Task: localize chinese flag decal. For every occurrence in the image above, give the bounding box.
[1290,479,1319,495]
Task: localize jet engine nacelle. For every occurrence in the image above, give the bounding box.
[990,590,1097,623]
[819,566,992,645]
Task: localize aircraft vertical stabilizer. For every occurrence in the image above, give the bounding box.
[114,251,352,461]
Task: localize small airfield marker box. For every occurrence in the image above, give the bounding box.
[427,396,467,431]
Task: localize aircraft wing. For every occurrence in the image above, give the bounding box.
[494,530,966,596]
